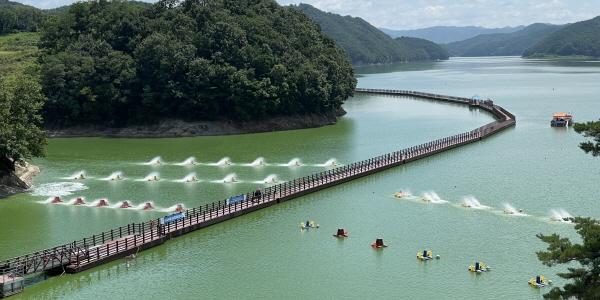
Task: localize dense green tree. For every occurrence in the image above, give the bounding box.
[0,74,46,172]
[40,0,356,126]
[573,120,600,157]
[536,217,600,299]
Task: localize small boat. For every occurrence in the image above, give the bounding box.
[186,176,198,182]
[468,262,491,273]
[333,228,348,238]
[73,197,86,206]
[417,250,437,261]
[96,199,109,207]
[529,275,551,288]
[119,201,132,209]
[300,221,319,230]
[142,202,154,210]
[461,203,472,208]
[51,196,63,204]
[371,238,388,249]
[111,174,122,181]
[148,175,159,182]
[75,173,86,180]
[550,112,573,127]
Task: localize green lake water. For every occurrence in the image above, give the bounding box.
[1,57,599,299]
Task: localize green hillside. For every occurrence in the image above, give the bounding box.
[0,0,45,34]
[446,23,563,57]
[39,0,356,126]
[294,3,448,65]
[524,16,600,58]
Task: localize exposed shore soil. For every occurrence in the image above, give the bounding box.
[0,162,40,199]
[46,110,346,138]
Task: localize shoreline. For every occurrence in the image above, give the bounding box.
[45,110,345,138]
[0,162,40,199]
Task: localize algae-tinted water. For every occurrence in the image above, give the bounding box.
[1,57,599,299]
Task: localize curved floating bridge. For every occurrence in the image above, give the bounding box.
[0,88,515,298]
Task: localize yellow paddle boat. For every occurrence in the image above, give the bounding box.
[468,262,491,273]
[529,275,551,288]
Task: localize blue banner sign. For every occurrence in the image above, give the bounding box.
[160,211,186,225]
[226,194,246,205]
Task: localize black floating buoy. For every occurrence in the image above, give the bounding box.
[333,228,348,238]
[371,238,387,248]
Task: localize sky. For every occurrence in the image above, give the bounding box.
[19,0,600,30]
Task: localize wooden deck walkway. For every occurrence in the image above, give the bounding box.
[0,88,515,297]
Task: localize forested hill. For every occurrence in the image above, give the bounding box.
[523,16,600,58]
[0,0,45,34]
[446,23,563,57]
[39,0,356,127]
[294,4,449,65]
[380,26,524,44]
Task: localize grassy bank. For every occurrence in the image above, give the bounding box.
[0,32,40,75]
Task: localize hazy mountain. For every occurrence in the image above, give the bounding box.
[446,23,563,57]
[294,4,448,65]
[524,16,600,58]
[380,26,525,44]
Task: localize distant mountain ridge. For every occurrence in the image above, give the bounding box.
[524,16,600,58]
[294,4,448,65]
[446,23,563,57]
[380,26,525,44]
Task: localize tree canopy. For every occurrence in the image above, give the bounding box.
[39,0,356,127]
[0,73,46,172]
[574,120,600,157]
[536,217,600,299]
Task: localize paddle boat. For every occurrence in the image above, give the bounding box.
[50,196,63,204]
[371,238,388,249]
[96,199,109,207]
[119,201,132,209]
[73,197,86,206]
[417,250,439,261]
[529,275,551,288]
[300,220,319,230]
[333,228,348,238]
[142,202,154,211]
[468,262,491,273]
